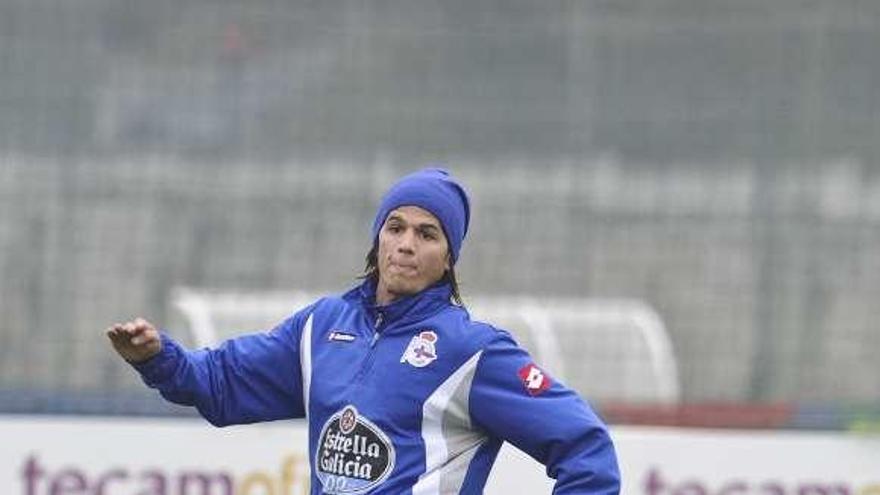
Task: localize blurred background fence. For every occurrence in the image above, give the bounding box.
[1,0,879,428]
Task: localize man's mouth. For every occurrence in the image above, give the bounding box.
[389,262,417,273]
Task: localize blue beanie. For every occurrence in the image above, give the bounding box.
[371,168,470,262]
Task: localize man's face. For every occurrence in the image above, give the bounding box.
[376,206,450,303]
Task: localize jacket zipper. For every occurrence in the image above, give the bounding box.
[371,311,384,346]
[355,311,384,383]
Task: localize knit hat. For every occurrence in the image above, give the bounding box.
[371,168,470,262]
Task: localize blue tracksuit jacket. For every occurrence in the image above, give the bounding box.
[134,280,620,494]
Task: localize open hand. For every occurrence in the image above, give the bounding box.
[107,317,162,364]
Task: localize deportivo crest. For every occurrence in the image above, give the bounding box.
[316,405,396,494]
[518,363,552,396]
[400,330,438,368]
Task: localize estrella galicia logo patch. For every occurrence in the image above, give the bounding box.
[316,405,395,494]
[518,363,552,396]
[400,330,439,368]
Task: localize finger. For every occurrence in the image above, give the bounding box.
[107,331,129,346]
[122,322,137,334]
[109,326,130,340]
[130,329,150,345]
[132,331,158,346]
[107,324,125,338]
[133,319,151,334]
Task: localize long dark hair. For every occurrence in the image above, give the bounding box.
[360,246,464,306]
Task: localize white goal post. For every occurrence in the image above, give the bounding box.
[170,287,680,404]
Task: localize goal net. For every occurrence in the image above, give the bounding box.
[170,287,679,404]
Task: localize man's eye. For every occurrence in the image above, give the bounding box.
[420,230,436,240]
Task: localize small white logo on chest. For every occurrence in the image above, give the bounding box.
[400,331,438,368]
[328,331,357,343]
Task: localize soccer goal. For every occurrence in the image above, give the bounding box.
[170,288,680,404]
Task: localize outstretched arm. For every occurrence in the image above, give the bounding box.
[106,309,312,426]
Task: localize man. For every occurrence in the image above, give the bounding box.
[108,168,620,494]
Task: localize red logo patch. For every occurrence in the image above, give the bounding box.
[518,363,552,396]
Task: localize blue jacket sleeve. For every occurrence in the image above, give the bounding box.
[132,306,314,427]
[469,331,620,494]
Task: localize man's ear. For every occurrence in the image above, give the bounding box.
[445,252,452,271]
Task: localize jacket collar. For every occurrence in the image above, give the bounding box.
[345,278,453,329]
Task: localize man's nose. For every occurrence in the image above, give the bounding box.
[397,229,416,253]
